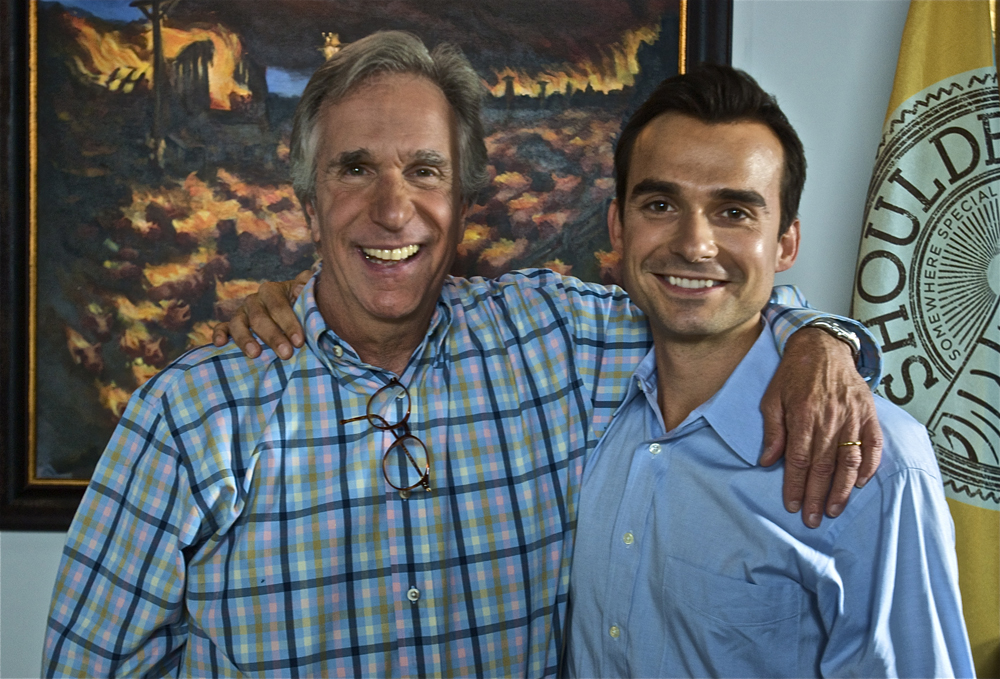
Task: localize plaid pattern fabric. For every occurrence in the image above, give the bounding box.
[43,270,878,678]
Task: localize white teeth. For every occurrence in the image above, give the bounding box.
[667,275,722,289]
[362,244,420,262]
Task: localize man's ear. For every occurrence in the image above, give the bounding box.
[457,201,469,242]
[608,199,624,253]
[775,218,800,273]
[305,200,321,243]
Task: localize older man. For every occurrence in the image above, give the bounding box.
[565,65,973,678]
[44,32,879,677]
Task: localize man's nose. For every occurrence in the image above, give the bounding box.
[371,173,414,230]
[671,211,718,262]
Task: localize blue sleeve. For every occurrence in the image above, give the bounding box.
[817,406,974,677]
[42,382,196,678]
[763,284,883,387]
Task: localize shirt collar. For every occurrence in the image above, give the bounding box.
[625,320,780,466]
[701,322,780,465]
[297,268,454,377]
[624,348,660,412]
[299,273,330,357]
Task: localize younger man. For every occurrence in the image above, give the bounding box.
[565,65,974,678]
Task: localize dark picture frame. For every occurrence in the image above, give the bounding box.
[1,0,731,531]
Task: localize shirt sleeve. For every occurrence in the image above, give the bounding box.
[557,279,651,436]
[816,427,975,678]
[42,377,205,678]
[488,271,653,438]
[763,284,883,387]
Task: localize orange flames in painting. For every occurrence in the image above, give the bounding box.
[161,25,251,109]
[67,15,150,93]
[67,14,251,110]
[485,25,660,97]
[318,24,660,99]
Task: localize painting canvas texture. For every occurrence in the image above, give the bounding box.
[32,0,681,481]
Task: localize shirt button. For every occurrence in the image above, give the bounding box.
[609,625,621,639]
[649,442,661,455]
[399,489,411,500]
[623,531,634,545]
[407,587,420,603]
[332,345,344,358]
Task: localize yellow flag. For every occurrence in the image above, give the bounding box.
[852,2,999,675]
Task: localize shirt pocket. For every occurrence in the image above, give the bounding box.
[655,555,802,678]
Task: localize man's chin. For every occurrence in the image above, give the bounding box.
[646,302,730,335]
[358,294,436,324]
[652,311,764,345]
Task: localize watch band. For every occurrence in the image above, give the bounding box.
[805,319,861,363]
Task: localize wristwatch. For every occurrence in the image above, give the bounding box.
[805,319,861,363]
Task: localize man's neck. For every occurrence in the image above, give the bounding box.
[314,279,435,377]
[654,318,763,432]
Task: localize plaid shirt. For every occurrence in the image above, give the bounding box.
[43,270,879,678]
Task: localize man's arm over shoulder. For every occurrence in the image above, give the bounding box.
[461,269,645,342]
[42,349,248,677]
[819,401,974,678]
[450,270,652,429]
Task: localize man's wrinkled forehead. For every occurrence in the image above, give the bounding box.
[312,73,459,147]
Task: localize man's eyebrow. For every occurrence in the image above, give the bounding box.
[325,149,372,172]
[713,187,768,209]
[629,179,680,199]
[412,149,449,166]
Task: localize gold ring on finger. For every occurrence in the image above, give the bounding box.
[837,440,863,447]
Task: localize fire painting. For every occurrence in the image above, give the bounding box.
[26,0,686,485]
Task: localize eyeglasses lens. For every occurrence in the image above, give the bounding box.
[367,381,410,429]
[383,434,430,491]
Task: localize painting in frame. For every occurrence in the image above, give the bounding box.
[1,0,732,530]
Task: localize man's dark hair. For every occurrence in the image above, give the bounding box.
[614,64,806,236]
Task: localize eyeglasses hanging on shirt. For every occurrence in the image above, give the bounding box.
[341,378,431,493]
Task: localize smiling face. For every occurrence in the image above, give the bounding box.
[609,113,800,346]
[306,73,466,341]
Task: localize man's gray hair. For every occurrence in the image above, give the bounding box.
[290,31,489,217]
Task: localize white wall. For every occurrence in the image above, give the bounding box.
[734,0,910,316]
[0,532,66,678]
[0,2,910,676]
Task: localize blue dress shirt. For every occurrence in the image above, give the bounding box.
[566,322,974,678]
